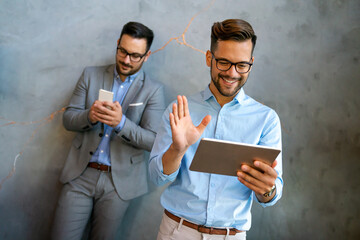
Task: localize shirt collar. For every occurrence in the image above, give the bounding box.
[203,85,246,105]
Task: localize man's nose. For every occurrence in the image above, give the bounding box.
[123,54,131,64]
[226,64,239,76]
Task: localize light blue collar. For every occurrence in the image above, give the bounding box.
[203,85,246,105]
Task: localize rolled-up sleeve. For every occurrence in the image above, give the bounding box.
[256,112,283,207]
[149,104,180,185]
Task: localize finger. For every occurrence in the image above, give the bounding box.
[169,113,175,130]
[101,102,118,115]
[254,160,278,178]
[93,100,102,106]
[271,160,278,168]
[94,112,113,122]
[103,101,115,111]
[241,164,264,183]
[95,115,114,127]
[196,115,211,133]
[114,101,122,110]
[238,177,265,195]
[183,96,190,117]
[92,102,103,112]
[237,171,266,194]
[178,95,184,118]
[172,103,178,124]
[241,163,277,189]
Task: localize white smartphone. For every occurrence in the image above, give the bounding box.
[98,89,114,110]
[98,89,114,102]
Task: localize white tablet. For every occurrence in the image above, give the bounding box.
[189,138,281,176]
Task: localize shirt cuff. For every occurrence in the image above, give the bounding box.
[114,115,126,133]
[157,153,179,182]
[256,179,283,207]
[161,168,179,182]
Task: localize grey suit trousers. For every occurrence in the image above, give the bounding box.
[52,167,130,240]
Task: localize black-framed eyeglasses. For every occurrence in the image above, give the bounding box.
[211,52,253,74]
[116,46,147,62]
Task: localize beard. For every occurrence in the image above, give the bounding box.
[210,70,247,97]
[116,60,144,77]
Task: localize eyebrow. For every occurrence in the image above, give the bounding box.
[118,46,143,56]
[212,52,252,63]
[216,57,252,64]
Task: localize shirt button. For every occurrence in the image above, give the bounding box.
[121,85,124,88]
[105,134,109,137]
[100,150,104,153]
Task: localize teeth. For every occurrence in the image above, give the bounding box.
[223,78,236,83]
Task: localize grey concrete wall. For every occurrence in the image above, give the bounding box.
[1,0,359,239]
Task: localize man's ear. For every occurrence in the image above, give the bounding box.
[206,50,212,67]
[143,50,151,62]
[249,56,255,72]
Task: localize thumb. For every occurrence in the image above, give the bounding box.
[114,101,121,108]
[196,115,211,133]
[271,160,278,168]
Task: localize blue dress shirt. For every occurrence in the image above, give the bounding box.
[149,86,283,231]
[89,69,139,166]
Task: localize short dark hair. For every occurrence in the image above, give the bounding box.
[119,22,154,52]
[210,19,257,55]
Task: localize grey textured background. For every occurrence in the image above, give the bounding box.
[1,0,360,239]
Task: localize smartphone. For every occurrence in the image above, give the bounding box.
[98,89,114,109]
[98,89,114,102]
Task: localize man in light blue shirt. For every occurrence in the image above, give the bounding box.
[52,22,165,240]
[149,19,282,240]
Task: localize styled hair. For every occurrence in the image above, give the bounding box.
[119,22,154,52]
[210,19,257,55]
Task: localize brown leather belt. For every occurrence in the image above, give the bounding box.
[164,209,243,235]
[88,162,111,172]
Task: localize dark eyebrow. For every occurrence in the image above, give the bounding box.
[118,46,143,56]
[217,57,252,65]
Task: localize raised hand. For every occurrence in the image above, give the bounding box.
[169,95,211,154]
[162,95,211,175]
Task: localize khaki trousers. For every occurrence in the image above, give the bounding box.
[156,213,246,240]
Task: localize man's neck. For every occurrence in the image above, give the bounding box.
[209,84,235,107]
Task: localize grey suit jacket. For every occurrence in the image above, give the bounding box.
[60,64,166,200]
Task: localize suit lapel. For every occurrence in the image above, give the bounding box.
[100,65,115,135]
[103,64,115,91]
[121,70,144,113]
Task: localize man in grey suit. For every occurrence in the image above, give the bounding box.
[52,22,165,240]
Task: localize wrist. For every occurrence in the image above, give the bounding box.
[87,114,97,125]
[168,143,187,158]
[263,184,276,198]
[162,144,186,175]
[257,184,276,203]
